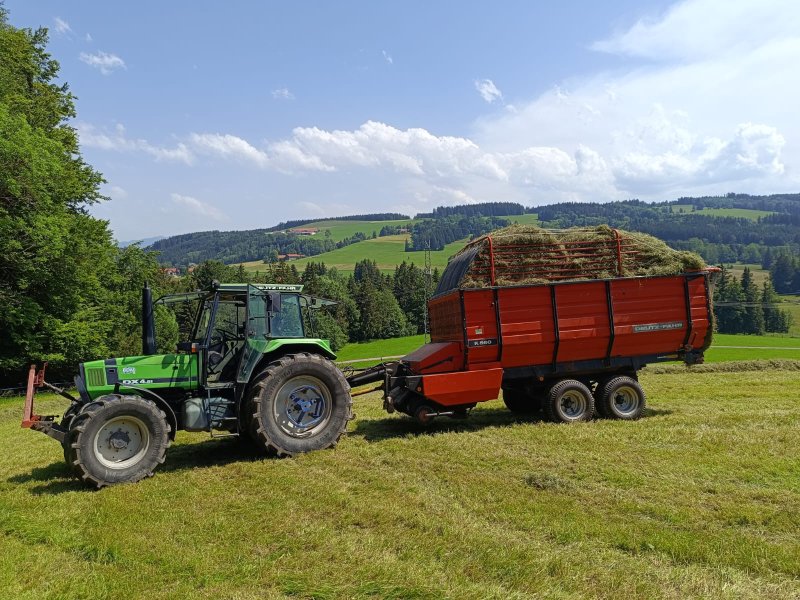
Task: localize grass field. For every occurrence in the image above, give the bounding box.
[2,368,799,598]
[295,219,415,242]
[694,207,774,220]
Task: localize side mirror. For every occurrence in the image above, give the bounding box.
[177,341,199,353]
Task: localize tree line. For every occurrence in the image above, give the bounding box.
[187,259,439,351]
[714,267,792,335]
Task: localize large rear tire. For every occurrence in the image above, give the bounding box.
[596,376,645,420]
[248,353,352,457]
[69,395,171,488]
[544,379,594,423]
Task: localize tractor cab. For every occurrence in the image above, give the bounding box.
[156,283,336,390]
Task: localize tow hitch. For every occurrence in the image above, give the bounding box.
[21,364,77,443]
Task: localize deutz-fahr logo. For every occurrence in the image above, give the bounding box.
[122,379,154,385]
[122,367,136,375]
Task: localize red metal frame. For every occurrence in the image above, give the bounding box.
[21,363,47,428]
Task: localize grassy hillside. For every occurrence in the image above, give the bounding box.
[694,207,774,220]
[239,213,540,274]
[2,370,799,598]
[668,205,774,220]
[241,235,469,274]
[295,219,415,242]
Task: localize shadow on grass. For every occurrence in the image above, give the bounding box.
[352,406,673,442]
[8,437,264,495]
[351,408,543,442]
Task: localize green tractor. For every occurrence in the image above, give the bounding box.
[23,282,353,488]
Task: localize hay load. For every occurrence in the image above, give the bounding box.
[444,224,705,290]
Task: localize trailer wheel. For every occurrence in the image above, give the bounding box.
[69,395,171,488]
[597,376,646,420]
[502,387,542,414]
[248,353,352,457]
[545,380,594,423]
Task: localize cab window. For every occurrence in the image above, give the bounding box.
[270,294,304,338]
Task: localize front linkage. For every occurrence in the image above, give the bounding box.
[21,363,78,444]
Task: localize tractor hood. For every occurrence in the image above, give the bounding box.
[79,353,199,400]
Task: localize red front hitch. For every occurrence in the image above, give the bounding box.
[21,363,48,428]
[21,363,71,443]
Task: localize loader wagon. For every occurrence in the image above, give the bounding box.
[352,229,717,423]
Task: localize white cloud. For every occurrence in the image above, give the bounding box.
[170,193,227,221]
[474,79,503,104]
[472,0,797,198]
[271,87,295,100]
[54,17,72,35]
[85,33,93,42]
[382,50,393,65]
[79,51,126,75]
[77,123,193,164]
[189,133,269,167]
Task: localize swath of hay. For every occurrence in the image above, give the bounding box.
[457,225,705,287]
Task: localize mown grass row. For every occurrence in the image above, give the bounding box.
[1,368,798,598]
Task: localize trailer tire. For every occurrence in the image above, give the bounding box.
[545,380,594,423]
[249,353,352,457]
[596,376,645,420]
[502,387,542,414]
[69,395,171,488]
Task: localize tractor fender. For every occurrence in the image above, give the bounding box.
[113,383,177,440]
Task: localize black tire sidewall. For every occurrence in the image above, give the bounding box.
[599,377,645,420]
[546,380,594,423]
[253,355,351,456]
[75,397,169,486]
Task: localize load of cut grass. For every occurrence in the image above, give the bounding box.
[456,224,705,287]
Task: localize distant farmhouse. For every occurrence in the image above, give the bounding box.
[277,253,305,261]
[288,227,319,236]
[161,267,180,277]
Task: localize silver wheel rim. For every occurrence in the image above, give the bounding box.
[611,386,640,416]
[272,375,333,438]
[93,415,150,469]
[558,390,588,419]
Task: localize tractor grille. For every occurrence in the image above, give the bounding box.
[86,368,106,387]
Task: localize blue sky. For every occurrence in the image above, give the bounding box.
[6,0,797,241]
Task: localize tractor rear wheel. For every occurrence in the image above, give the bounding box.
[502,386,542,414]
[544,379,594,423]
[247,353,352,457]
[68,395,171,488]
[596,376,646,420]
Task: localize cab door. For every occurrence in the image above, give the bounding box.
[237,285,269,384]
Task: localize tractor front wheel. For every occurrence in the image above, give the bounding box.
[68,395,171,488]
[247,353,352,457]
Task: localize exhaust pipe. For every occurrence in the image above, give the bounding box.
[142,282,156,356]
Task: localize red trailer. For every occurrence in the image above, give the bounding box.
[350,230,718,423]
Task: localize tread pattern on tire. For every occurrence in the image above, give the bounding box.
[544,379,594,423]
[596,376,646,420]
[69,395,171,489]
[248,353,353,458]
